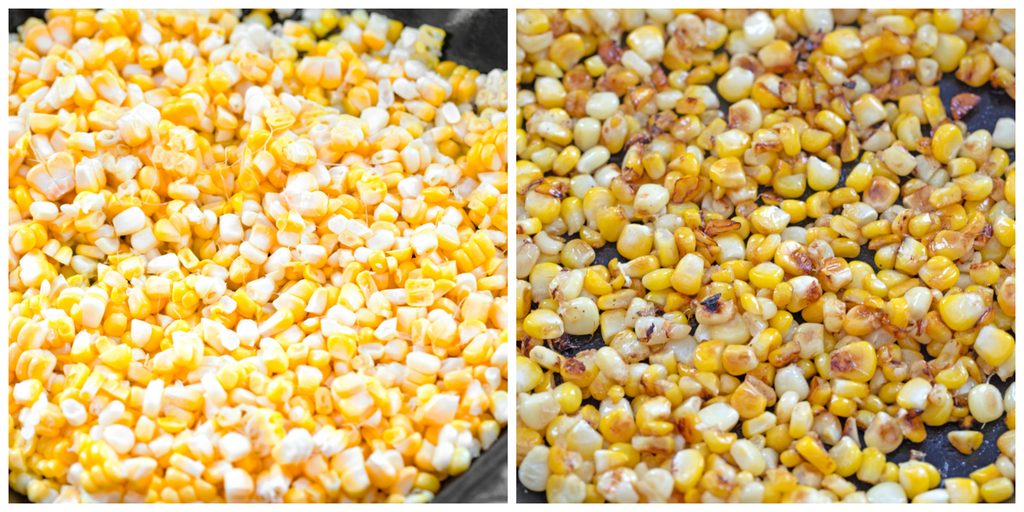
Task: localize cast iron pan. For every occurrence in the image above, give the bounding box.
[516,39,1016,503]
[8,8,508,504]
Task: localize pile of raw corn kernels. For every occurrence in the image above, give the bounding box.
[516,8,1014,503]
[9,8,508,503]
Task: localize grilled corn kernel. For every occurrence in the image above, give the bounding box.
[515,7,1017,505]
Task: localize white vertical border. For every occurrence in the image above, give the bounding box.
[505,3,519,506]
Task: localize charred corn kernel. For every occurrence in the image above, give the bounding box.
[828,341,876,382]
[11,8,509,504]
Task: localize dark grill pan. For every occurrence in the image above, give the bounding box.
[8,8,508,504]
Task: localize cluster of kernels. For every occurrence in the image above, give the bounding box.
[515,9,1015,504]
[9,8,508,503]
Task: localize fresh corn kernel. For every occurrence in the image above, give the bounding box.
[10,8,509,504]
